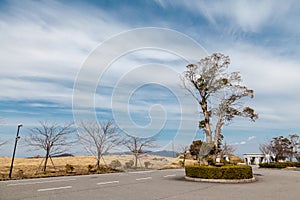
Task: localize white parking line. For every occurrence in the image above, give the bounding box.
[136,177,152,181]
[37,186,72,192]
[129,170,155,174]
[7,178,76,186]
[97,181,119,185]
[163,174,176,178]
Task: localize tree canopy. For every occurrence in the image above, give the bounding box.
[182,53,258,148]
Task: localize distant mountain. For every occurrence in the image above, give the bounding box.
[51,153,74,157]
[147,150,178,158]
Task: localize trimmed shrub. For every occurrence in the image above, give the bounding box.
[125,160,134,168]
[259,162,300,168]
[185,165,253,179]
[87,164,96,172]
[110,160,122,169]
[65,164,74,173]
[144,161,151,169]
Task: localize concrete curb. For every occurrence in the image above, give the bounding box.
[185,176,256,183]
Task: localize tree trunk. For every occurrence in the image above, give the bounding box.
[200,100,212,143]
[96,159,100,170]
[134,153,138,168]
[96,153,101,170]
[43,150,49,172]
[214,119,224,149]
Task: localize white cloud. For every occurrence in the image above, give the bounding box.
[161,0,294,33]
[0,0,128,105]
[248,136,256,141]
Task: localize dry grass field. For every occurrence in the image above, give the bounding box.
[0,154,184,180]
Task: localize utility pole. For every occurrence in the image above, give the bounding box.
[9,124,22,179]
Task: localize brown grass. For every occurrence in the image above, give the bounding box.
[0,154,180,180]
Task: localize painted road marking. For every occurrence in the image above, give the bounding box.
[7,178,76,186]
[129,170,155,174]
[37,186,72,192]
[97,181,119,185]
[136,177,152,181]
[163,174,176,178]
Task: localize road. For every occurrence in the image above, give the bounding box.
[1,167,299,200]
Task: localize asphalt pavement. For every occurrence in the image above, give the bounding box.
[0,167,299,200]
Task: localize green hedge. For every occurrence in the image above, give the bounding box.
[259,162,300,168]
[185,165,253,179]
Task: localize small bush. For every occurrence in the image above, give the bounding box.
[65,164,74,173]
[144,161,151,169]
[185,165,253,179]
[87,164,95,172]
[206,157,215,165]
[125,160,134,168]
[110,160,122,169]
[178,160,184,167]
[259,162,300,168]
[17,169,24,179]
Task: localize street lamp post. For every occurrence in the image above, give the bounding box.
[9,124,22,179]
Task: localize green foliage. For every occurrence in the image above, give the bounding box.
[271,136,293,161]
[65,164,74,173]
[206,157,215,166]
[109,160,122,169]
[259,162,300,168]
[144,161,151,169]
[189,140,203,159]
[125,160,134,168]
[178,160,184,167]
[185,165,253,179]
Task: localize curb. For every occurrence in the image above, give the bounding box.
[185,176,256,183]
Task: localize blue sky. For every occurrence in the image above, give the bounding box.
[0,0,300,157]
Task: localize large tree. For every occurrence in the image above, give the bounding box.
[77,120,121,170]
[288,134,299,161]
[182,53,258,148]
[26,121,75,172]
[123,135,156,168]
[260,136,293,162]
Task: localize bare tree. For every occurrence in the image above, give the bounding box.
[123,135,156,168]
[26,121,75,172]
[77,120,121,170]
[220,141,236,161]
[288,134,299,161]
[178,145,189,167]
[182,53,257,149]
[260,136,293,162]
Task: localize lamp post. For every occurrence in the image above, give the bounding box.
[9,124,22,179]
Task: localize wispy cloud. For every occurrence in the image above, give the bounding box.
[1,0,300,157]
[248,136,256,141]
